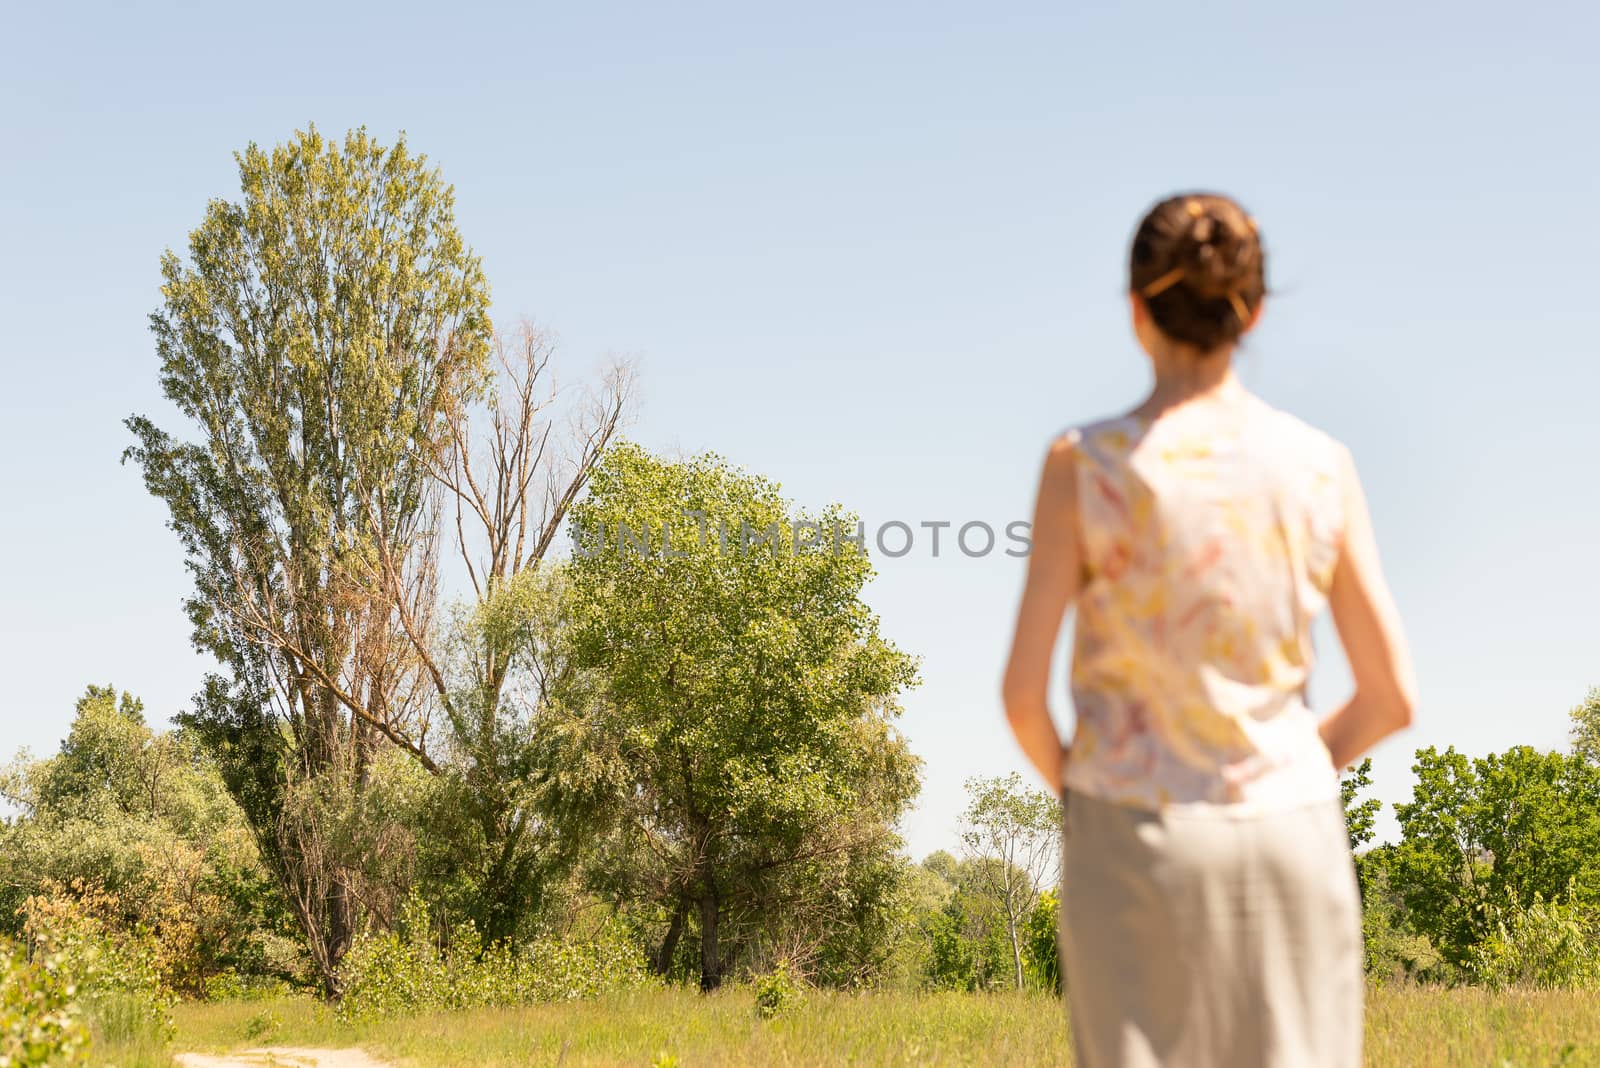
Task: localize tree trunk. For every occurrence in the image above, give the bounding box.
[698,892,724,991]
[325,879,356,999]
[1007,910,1024,990]
[653,897,689,976]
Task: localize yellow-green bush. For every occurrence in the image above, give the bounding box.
[337,894,650,1019]
[1468,885,1600,990]
[22,886,174,1053]
[1,938,89,1067]
[753,958,803,1019]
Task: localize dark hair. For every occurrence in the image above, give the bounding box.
[1128,192,1266,351]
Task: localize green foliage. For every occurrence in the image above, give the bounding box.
[1356,847,1451,985]
[0,938,88,1067]
[405,567,598,945]
[0,686,301,991]
[201,973,297,1002]
[917,856,1016,992]
[752,958,803,1019]
[337,893,650,1019]
[1468,883,1600,991]
[125,124,494,996]
[923,910,976,991]
[1341,757,1382,852]
[1571,686,1600,766]
[242,1006,282,1041]
[1022,890,1061,994]
[22,886,176,1050]
[561,443,922,990]
[1392,745,1600,970]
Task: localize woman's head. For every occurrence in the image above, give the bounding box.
[1129,192,1266,355]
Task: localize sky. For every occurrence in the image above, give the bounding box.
[1,1,1597,860]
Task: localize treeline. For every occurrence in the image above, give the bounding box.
[4,123,937,1029]
[0,685,1055,1009]
[6,687,1599,1015]
[1349,687,1600,988]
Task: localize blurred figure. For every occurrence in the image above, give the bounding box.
[1002,193,1416,1068]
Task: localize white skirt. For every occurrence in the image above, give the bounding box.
[1059,789,1363,1067]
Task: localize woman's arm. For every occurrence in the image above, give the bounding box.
[1002,434,1086,795]
[1319,449,1418,769]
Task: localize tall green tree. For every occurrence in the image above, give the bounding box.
[559,444,921,990]
[959,773,1059,990]
[1390,744,1600,969]
[125,126,493,995]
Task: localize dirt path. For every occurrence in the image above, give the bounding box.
[174,1049,395,1068]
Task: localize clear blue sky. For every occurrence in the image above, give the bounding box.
[2,1,1596,859]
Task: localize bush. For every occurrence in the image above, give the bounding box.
[0,688,301,995]
[337,893,650,1019]
[1022,891,1060,994]
[242,1007,282,1041]
[22,885,175,1055]
[753,958,803,1019]
[202,971,296,1002]
[1468,885,1600,991]
[1,938,89,1067]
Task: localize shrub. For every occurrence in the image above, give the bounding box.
[337,893,650,1019]
[924,911,978,992]
[1468,885,1600,991]
[21,885,175,1053]
[753,958,803,1019]
[1022,891,1060,993]
[0,938,89,1067]
[201,971,296,1002]
[0,686,297,994]
[242,1007,282,1041]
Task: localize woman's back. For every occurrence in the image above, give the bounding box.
[1003,191,1413,1067]
[1064,390,1347,811]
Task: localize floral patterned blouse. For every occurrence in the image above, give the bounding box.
[1060,392,1347,813]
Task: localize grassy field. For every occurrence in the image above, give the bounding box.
[152,985,1600,1067]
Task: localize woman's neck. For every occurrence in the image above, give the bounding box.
[1136,349,1247,420]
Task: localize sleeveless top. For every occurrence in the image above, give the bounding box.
[1060,392,1347,814]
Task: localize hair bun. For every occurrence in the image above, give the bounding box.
[1127,192,1268,351]
[1176,205,1257,299]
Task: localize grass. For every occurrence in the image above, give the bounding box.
[173,987,1068,1066]
[85,991,174,1068]
[147,985,1600,1067]
[1366,986,1600,1067]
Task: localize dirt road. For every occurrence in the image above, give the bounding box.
[174,1049,395,1068]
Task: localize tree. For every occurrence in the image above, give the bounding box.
[1390,744,1600,970]
[959,773,1060,990]
[125,126,493,995]
[559,444,921,990]
[1340,757,1382,852]
[0,686,292,991]
[1571,686,1600,765]
[1344,757,1382,850]
[914,853,1018,992]
[392,325,631,942]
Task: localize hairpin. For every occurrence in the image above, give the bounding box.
[1140,267,1186,298]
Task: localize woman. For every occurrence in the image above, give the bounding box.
[1001,192,1416,1067]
